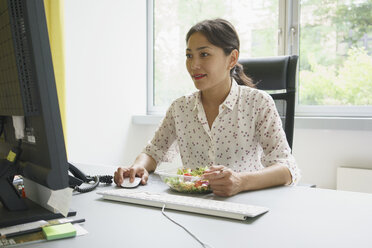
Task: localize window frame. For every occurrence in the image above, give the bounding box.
[147,0,372,117]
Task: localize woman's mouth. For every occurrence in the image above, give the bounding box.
[193,74,207,80]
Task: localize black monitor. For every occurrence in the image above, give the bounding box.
[0,0,74,227]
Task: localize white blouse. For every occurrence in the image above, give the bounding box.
[143,80,301,185]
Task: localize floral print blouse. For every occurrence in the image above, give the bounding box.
[143,79,301,185]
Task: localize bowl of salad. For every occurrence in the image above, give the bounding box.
[156,167,211,193]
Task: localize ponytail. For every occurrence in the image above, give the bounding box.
[231,63,255,88]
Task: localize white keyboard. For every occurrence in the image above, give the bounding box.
[98,189,269,220]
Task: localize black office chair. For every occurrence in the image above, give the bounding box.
[239,55,298,150]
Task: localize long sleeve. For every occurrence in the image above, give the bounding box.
[142,103,178,164]
[254,92,301,185]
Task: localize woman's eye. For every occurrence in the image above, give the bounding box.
[201,52,209,57]
[186,54,192,58]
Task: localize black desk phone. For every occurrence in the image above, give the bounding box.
[68,163,113,193]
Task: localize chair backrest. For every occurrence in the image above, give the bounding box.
[239,55,298,149]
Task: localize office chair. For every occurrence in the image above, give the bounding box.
[239,55,298,150]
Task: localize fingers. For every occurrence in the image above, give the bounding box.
[206,165,225,172]
[129,167,137,183]
[205,169,236,197]
[114,167,132,185]
[141,172,149,185]
[114,167,125,186]
[115,165,150,186]
[208,178,227,186]
[202,171,224,180]
[203,168,230,181]
[114,167,134,185]
[211,181,234,197]
[203,165,227,180]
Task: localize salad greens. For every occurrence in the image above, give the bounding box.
[177,166,209,177]
[164,166,211,193]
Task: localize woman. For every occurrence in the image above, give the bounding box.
[114,19,301,196]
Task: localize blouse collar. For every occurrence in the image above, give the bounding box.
[192,78,239,112]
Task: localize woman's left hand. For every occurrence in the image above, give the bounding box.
[202,165,243,197]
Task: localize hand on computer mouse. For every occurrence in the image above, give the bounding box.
[114,166,149,186]
[120,177,142,188]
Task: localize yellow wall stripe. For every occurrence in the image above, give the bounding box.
[44,0,67,148]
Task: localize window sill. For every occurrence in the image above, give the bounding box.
[132,115,372,131]
[132,115,164,125]
[294,117,372,131]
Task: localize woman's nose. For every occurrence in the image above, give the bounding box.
[190,59,201,70]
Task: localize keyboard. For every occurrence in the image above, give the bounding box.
[98,189,269,220]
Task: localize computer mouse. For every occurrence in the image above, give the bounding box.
[121,177,142,188]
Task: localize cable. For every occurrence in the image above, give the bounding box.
[161,204,213,248]
[73,175,113,193]
[74,176,100,193]
[97,175,113,184]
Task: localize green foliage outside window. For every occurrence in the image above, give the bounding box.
[300,47,372,105]
[299,0,372,105]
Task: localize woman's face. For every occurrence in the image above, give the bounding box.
[186,32,236,92]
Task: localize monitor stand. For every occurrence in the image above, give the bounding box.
[0,159,76,228]
[0,199,76,228]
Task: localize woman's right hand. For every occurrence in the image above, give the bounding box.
[114,165,149,186]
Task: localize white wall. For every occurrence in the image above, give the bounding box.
[293,128,372,189]
[65,0,372,189]
[65,0,148,168]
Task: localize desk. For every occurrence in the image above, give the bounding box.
[21,175,372,248]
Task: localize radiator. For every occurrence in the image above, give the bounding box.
[337,167,372,194]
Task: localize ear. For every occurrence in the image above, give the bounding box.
[229,49,239,69]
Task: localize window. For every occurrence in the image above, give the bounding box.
[148,0,372,116]
[297,0,372,116]
[148,0,279,113]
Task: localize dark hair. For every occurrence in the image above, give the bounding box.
[186,19,254,88]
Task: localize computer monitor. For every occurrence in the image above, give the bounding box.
[0,0,73,227]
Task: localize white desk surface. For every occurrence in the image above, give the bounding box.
[21,174,372,248]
